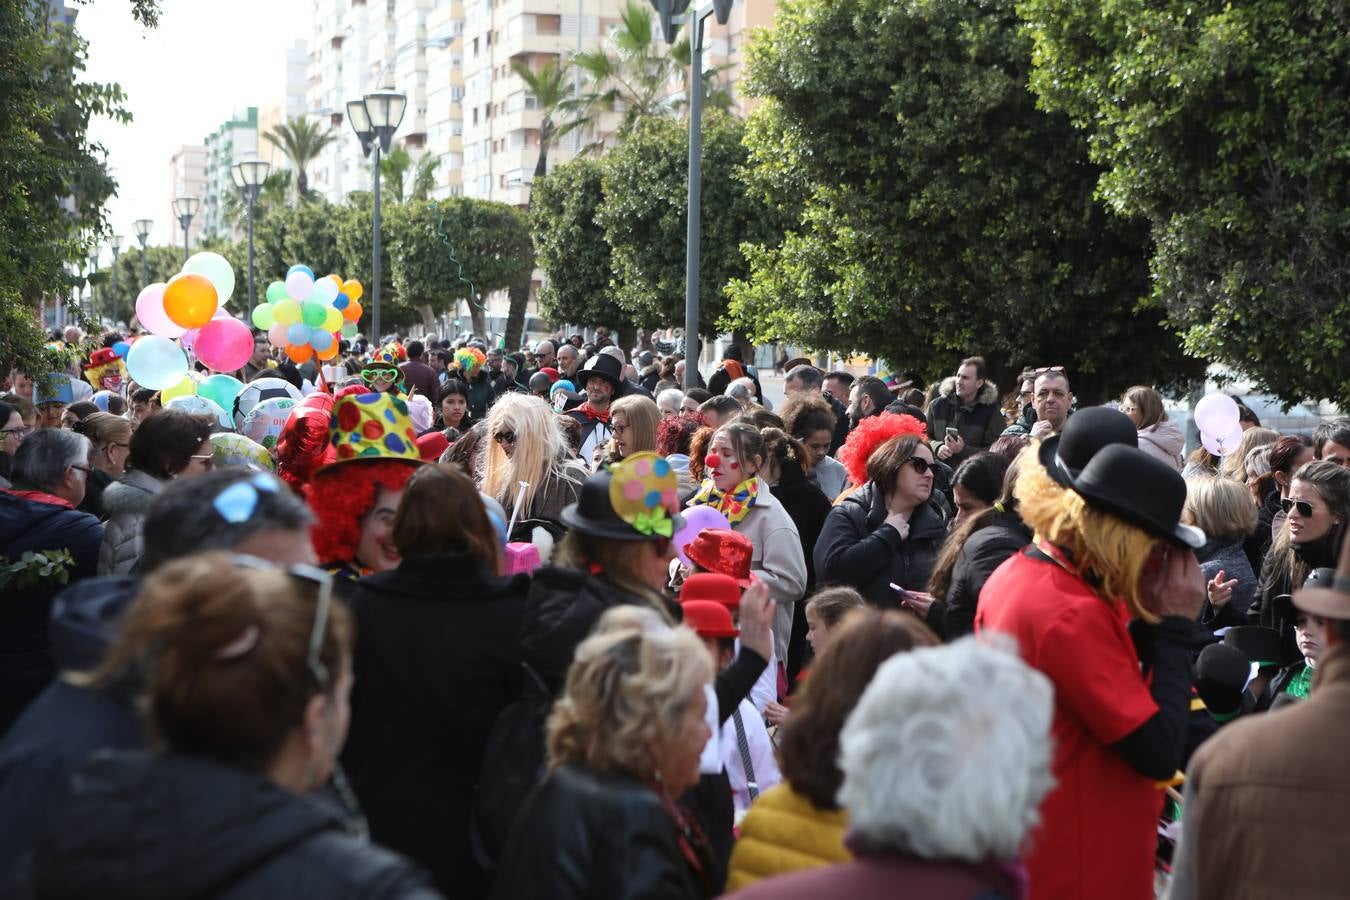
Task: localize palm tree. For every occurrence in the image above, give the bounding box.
[263,118,339,197]
[511,58,589,179]
[379,146,413,203]
[410,153,441,201]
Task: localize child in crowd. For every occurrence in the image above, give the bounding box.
[764,586,865,726]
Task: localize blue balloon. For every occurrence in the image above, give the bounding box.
[286,322,310,345]
[286,263,315,280]
[310,330,334,352]
[112,341,130,358]
[333,293,349,310]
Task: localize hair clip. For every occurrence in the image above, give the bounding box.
[215,625,260,660]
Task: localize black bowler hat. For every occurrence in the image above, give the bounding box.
[561,453,686,542]
[1038,406,1139,487]
[578,353,624,392]
[1222,626,1286,669]
[1068,444,1206,549]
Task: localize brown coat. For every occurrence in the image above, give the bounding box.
[1170,644,1350,899]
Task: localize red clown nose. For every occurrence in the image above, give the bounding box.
[705,453,721,469]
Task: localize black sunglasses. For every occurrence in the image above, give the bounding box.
[1281,498,1315,518]
[905,457,931,476]
[494,430,517,446]
[1034,366,1066,376]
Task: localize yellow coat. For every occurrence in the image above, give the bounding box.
[724,783,851,891]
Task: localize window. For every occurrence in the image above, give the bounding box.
[535,14,561,35]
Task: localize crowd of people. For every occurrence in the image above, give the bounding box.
[3,329,1350,899]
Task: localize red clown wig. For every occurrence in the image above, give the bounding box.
[305,460,418,566]
[837,412,929,487]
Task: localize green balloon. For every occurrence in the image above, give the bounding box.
[264,281,288,303]
[341,322,358,338]
[197,374,245,415]
[251,303,275,330]
[301,301,327,328]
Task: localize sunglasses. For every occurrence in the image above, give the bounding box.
[228,554,335,690]
[1281,498,1315,518]
[214,473,282,524]
[362,367,400,381]
[905,457,932,475]
[1033,366,1066,376]
[494,430,516,446]
[189,453,215,471]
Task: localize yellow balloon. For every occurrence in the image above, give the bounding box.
[342,279,364,302]
[328,274,344,289]
[273,298,302,325]
[159,372,198,402]
[322,306,343,333]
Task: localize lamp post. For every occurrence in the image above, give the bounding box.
[171,196,200,264]
[133,218,153,292]
[347,87,407,345]
[109,235,122,325]
[650,0,735,390]
[231,155,271,322]
[86,251,99,323]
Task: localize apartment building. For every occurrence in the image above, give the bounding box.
[168,145,209,248]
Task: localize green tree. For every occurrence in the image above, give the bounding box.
[410,153,440,202]
[1019,0,1350,403]
[104,245,184,325]
[332,192,394,326]
[512,58,589,179]
[726,0,1203,401]
[253,197,344,287]
[599,112,775,343]
[390,198,534,340]
[379,146,413,204]
[263,118,339,197]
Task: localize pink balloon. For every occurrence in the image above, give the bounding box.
[673,504,732,566]
[268,322,289,347]
[135,283,186,338]
[195,317,254,372]
[179,327,200,350]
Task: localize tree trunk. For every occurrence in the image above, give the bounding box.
[617,324,639,360]
[468,301,487,340]
[504,275,531,351]
[418,302,437,336]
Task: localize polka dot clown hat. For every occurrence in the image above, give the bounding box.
[320,391,424,470]
[561,451,685,542]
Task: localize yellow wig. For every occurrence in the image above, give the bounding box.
[1015,445,1163,624]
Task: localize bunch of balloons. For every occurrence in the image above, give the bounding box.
[129,252,253,389]
[249,265,364,365]
[1194,393,1245,456]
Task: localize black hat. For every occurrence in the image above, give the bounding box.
[1068,444,1206,549]
[1038,406,1139,487]
[578,353,623,391]
[1273,567,1339,620]
[560,459,686,542]
[1222,626,1285,669]
[1193,641,1252,716]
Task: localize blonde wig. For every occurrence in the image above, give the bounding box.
[479,393,572,516]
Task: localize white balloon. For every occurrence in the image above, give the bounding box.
[1193,393,1240,437]
[312,277,340,305]
[1200,422,1246,457]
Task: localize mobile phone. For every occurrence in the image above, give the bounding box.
[889,582,914,600]
[945,427,959,440]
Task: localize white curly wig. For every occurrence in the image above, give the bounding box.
[837,635,1055,862]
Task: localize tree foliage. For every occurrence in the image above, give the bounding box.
[264,117,339,197]
[724,0,1202,400]
[1020,0,1350,403]
[102,245,184,324]
[531,157,626,333]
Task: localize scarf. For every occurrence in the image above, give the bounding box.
[1285,662,1314,700]
[689,476,759,526]
[6,489,72,509]
[575,403,610,424]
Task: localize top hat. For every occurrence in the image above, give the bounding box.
[1274,567,1339,621]
[321,392,424,470]
[680,598,740,639]
[560,452,685,542]
[683,528,757,588]
[1294,531,1350,620]
[1068,444,1205,549]
[578,353,624,392]
[1222,625,1286,668]
[1038,406,1139,487]
[680,572,744,610]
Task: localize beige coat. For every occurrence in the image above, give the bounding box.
[730,478,807,663]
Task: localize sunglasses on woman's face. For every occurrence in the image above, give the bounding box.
[1281,497,1315,518]
[905,457,931,476]
[362,367,399,382]
[494,430,516,446]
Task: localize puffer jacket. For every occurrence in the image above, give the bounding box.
[940,506,1032,640]
[813,482,947,608]
[925,377,1004,464]
[13,750,440,899]
[1137,419,1185,471]
[724,783,850,891]
[97,469,166,576]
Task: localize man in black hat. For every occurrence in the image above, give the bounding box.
[565,354,623,468]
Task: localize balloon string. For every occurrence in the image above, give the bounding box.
[433,202,487,313]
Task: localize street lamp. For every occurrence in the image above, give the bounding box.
[171,196,201,264]
[133,218,153,292]
[347,87,407,344]
[109,235,122,326]
[650,0,735,390]
[86,251,99,322]
[231,154,271,322]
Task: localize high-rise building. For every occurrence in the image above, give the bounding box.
[200,108,260,240]
[47,0,76,27]
[257,41,313,177]
[168,145,209,248]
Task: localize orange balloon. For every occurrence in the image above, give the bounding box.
[287,343,314,364]
[342,280,364,302]
[328,274,344,289]
[343,299,363,321]
[163,272,218,329]
[316,341,339,361]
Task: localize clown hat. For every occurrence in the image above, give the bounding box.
[684,528,757,589]
[85,347,120,370]
[680,572,744,611]
[320,392,424,471]
[681,599,740,639]
[370,343,407,365]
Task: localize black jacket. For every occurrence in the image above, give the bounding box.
[770,471,832,591]
[941,507,1031,640]
[1250,525,1343,665]
[343,556,528,898]
[15,751,439,899]
[813,483,947,608]
[490,763,703,900]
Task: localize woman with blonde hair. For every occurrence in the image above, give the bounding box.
[603,394,661,466]
[478,392,586,542]
[1185,475,1259,629]
[72,411,133,520]
[1219,426,1278,482]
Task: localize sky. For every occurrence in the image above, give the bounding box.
[81,0,312,255]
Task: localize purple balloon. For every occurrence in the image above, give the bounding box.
[674,504,732,566]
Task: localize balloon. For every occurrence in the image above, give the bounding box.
[285,270,315,301]
[286,344,314,364]
[158,372,198,403]
[135,283,186,338]
[301,300,327,328]
[178,327,199,350]
[321,306,343,332]
[268,322,289,347]
[264,281,289,303]
[287,323,311,346]
[327,274,343,289]
[251,303,276,330]
[1194,393,1241,438]
[166,395,233,431]
[112,341,130,358]
[163,272,219,329]
[241,397,299,451]
[276,392,336,485]
[211,432,276,472]
[125,335,189,390]
[316,341,340,361]
[342,299,363,322]
[286,264,315,280]
[341,322,358,338]
[196,317,255,372]
[1201,422,1246,457]
[673,506,733,566]
[312,277,340,305]
[183,251,236,305]
[272,298,301,325]
[198,373,245,414]
[334,293,350,310]
[310,330,334,353]
[342,279,363,301]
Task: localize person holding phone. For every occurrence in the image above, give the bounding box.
[926,357,1005,465]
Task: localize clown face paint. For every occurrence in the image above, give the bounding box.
[356,485,404,572]
[707,434,750,493]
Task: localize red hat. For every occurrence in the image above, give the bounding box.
[416,431,450,462]
[683,529,756,588]
[85,347,120,369]
[679,572,743,611]
[681,599,740,639]
[540,366,560,383]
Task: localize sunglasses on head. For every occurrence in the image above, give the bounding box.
[1033,366,1066,376]
[214,473,282,524]
[1281,497,1315,518]
[228,554,334,690]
